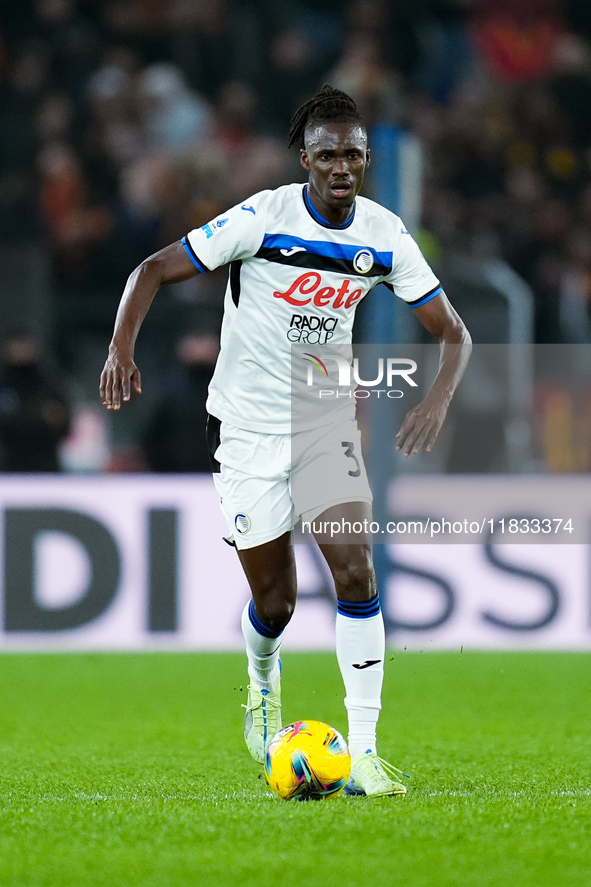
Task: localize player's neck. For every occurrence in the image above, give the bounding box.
[304,184,355,228]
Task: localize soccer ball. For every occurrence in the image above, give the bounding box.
[265,720,351,801]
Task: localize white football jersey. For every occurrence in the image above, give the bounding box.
[183,183,442,432]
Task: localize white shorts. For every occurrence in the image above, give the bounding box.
[208,415,373,550]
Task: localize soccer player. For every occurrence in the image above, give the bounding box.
[100,85,471,797]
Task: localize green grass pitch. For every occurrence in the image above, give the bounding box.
[0,650,589,887]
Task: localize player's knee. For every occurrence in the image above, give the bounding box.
[331,554,375,601]
[254,588,295,634]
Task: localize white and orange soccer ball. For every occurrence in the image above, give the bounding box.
[265,720,351,801]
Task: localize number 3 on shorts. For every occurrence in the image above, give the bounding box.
[341,441,361,477]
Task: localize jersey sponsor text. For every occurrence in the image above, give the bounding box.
[287,314,338,344]
[274,271,363,310]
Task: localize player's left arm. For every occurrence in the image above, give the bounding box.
[396,292,472,456]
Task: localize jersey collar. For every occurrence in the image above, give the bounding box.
[302,185,356,229]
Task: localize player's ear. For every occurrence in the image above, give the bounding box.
[300,149,310,171]
[365,148,371,167]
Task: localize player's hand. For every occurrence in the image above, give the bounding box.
[396,396,449,457]
[99,348,142,410]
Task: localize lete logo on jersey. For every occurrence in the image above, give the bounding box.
[274,272,364,309]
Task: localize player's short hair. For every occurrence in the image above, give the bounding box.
[287,84,365,149]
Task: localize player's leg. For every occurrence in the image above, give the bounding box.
[292,418,386,760]
[293,416,405,793]
[208,417,296,762]
[238,532,296,763]
[314,501,383,756]
[315,501,406,796]
[238,530,296,689]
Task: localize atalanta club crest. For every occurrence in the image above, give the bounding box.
[234,513,252,535]
[352,249,374,274]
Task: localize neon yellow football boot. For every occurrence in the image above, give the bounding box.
[243,683,282,764]
[345,750,408,797]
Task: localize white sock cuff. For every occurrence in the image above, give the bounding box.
[345,700,382,714]
[241,601,283,657]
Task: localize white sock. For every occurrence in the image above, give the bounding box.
[241,601,282,691]
[335,597,385,757]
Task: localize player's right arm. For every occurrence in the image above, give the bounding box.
[101,193,267,410]
[100,241,196,410]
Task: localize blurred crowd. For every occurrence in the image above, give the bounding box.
[1,0,590,471]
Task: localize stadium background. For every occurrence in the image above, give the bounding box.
[1,0,590,650]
